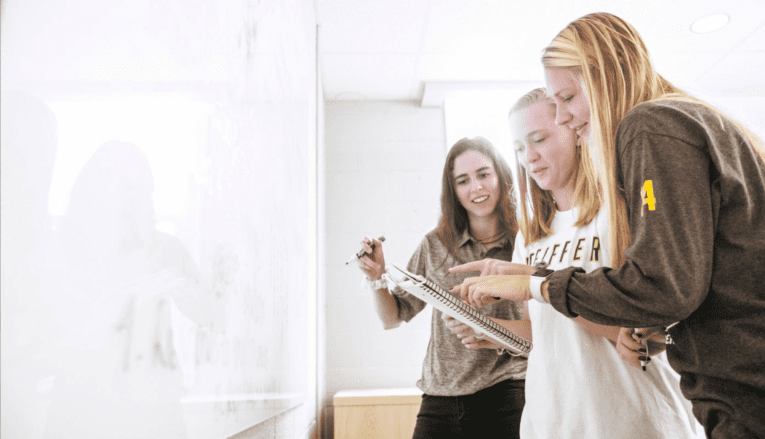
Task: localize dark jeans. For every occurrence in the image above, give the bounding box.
[411,379,525,439]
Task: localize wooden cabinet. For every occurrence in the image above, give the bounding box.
[333,388,423,439]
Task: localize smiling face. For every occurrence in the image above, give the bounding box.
[509,98,578,207]
[544,67,592,145]
[452,150,500,222]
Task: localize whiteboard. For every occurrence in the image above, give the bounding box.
[0,0,318,436]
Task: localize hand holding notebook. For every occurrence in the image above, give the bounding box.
[384,264,532,356]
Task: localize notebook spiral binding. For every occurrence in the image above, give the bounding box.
[385,264,532,356]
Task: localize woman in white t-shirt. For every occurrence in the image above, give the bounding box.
[450,88,701,438]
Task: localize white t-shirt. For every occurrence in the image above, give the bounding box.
[515,208,701,439]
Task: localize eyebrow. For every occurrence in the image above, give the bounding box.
[454,166,490,179]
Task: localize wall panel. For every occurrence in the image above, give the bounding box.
[1,1,319,438]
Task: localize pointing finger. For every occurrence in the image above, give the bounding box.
[448,260,485,274]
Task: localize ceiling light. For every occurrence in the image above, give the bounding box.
[691,13,730,34]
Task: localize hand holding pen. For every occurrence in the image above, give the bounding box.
[616,328,651,370]
[631,327,670,370]
[351,236,386,280]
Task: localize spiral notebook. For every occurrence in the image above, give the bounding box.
[385,264,532,356]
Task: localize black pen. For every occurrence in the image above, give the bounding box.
[346,236,386,265]
[635,328,649,371]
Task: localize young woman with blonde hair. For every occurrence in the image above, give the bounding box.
[454,88,700,438]
[455,13,765,438]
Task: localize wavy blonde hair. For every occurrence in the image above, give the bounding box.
[508,88,600,245]
[542,12,765,268]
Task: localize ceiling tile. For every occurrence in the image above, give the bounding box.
[696,51,765,94]
[644,2,765,53]
[321,53,420,100]
[419,50,543,82]
[317,0,430,53]
[317,0,765,101]
[651,51,727,90]
[734,23,765,52]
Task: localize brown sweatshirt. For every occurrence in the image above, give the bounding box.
[548,100,765,436]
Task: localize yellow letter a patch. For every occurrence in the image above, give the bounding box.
[641,180,656,216]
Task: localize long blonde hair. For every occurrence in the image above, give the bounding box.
[508,88,600,245]
[542,12,765,268]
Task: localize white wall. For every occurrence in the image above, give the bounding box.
[1,1,320,438]
[321,100,447,436]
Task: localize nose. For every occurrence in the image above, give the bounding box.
[525,143,540,164]
[555,104,572,127]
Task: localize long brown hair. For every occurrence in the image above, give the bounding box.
[508,88,600,246]
[542,12,765,267]
[437,136,518,261]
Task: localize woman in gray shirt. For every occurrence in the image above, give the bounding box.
[357,137,527,438]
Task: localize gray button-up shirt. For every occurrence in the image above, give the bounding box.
[392,228,527,396]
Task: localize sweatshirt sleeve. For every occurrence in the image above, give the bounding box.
[548,104,714,327]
